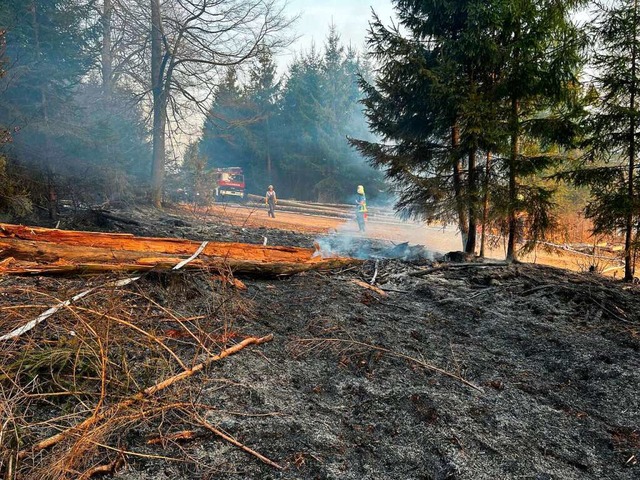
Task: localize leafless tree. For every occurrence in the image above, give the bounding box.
[99,0,292,207]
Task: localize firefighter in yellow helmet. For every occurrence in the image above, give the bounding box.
[355,185,367,232]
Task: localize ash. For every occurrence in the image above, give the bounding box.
[4,206,639,480]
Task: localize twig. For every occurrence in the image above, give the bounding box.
[195,415,283,470]
[297,337,483,393]
[334,265,359,274]
[0,287,98,341]
[352,279,387,296]
[17,334,274,459]
[172,241,208,270]
[468,287,497,299]
[78,455,124,480]
[379,287,409,294]
[146,430,197,445]
[383,302,412,312]
[521,284,556,296]
[0,241,208,341]
[370,259,379,285]
[408,261,510,277]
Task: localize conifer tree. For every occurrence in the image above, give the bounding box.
[353,0,584,256]
[566,0,640,281]
[352,1,505,253]
[245,47,281,185]
[0,0,98,216]
[497,0,585,260]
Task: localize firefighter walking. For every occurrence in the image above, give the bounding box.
[355,185,367,232]
[265,185,277,218]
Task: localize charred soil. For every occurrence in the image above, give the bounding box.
[1,206,639,480]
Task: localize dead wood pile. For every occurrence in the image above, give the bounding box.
[0,223,361,276]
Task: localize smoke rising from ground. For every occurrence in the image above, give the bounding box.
[312,209,465,261]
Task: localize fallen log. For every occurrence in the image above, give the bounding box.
[0,224,361,276]
[245,194,399,221]
[248,202,355,220]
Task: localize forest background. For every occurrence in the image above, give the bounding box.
[0,0,638,279]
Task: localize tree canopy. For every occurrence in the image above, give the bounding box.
[352,0,585,257]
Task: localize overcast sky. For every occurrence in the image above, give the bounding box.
[276,0,397,70]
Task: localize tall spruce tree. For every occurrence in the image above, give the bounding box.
[497,0,585,260]
[197,28,383,202]
[566,0,640,281]
[199,68,250,174]
[278,47,331,199]
[277,36,383,202]
[0,0,98,216]
[353,1,506,253]
[353,0,584,256]
[244,47,281,186]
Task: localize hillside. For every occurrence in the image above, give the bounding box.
[0,204,638,480]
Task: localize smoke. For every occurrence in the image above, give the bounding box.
[312,207,464,261]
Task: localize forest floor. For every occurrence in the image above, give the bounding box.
[1,202,639,480]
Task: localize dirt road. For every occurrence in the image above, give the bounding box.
[179,203,624,275]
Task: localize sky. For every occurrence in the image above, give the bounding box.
[171,1,397,155]
[276,0,397,70]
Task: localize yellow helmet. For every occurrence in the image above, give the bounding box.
[357,185,364,195]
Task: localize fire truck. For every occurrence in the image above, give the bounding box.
[214,167,246,201]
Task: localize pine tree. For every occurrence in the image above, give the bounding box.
[277,34,384,202]
[197,28,383,202]
[244,46,281,186]
[199,67,251,175]
[0,0,98,216]
[497,0,585,260]
[352,2,505,252]
[0,0,97,124]
[566,0,640,281]
[353,0,584,256]
[278,47,329,199]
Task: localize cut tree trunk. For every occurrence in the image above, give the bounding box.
[0,224,361,276]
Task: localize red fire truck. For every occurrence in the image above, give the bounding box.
[214,167,246,201]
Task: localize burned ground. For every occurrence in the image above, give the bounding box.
[1,207,639,480]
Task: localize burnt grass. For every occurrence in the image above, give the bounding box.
[2,207,640,479]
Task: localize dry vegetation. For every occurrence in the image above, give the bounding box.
[0,268,277,479]
[1,205,639,480]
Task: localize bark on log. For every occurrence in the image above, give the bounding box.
[0,224,362,276]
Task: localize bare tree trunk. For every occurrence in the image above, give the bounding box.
[480,151,492,258]
[150,0,165,208]
[466,148,477,254]
[31,1,57,220]
[507,97,519,261]
[625,0,638,281]
[102,0,113,96]
[451,125,468,250]
[266,115,272,182]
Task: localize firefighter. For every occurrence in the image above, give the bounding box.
[265,185,277,218]
[355,185,367,232]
